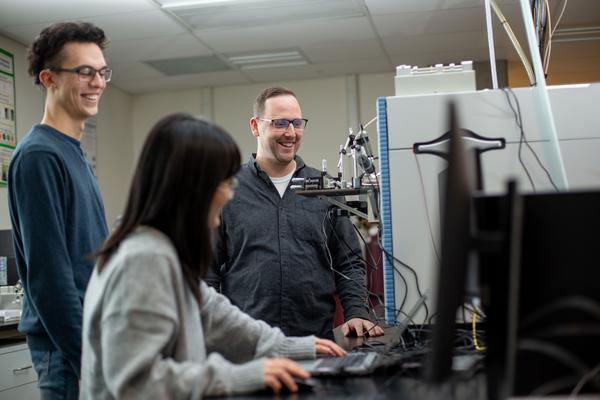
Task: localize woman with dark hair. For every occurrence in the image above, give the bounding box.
[79,113,344,399]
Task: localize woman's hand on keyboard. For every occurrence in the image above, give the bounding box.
[315,337,347,357]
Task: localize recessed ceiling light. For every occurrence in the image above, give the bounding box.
[163,0,366,30]
[225,49,309,70]
[228,51,303,64]
[553,26,600,43]
[240,60,308,70]
[160,0,255,9]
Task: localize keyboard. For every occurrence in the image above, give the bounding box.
[316,353,369,369]
[312,352,379,375]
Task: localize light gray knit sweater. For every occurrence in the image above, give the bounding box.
[80,226,316,399]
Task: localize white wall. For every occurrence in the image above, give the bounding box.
[0,34,133,231]
[96,86,133,227]
[131,89,208,163]
[131,73,394,175]
[358,72,395,154]
[0,35,44,229]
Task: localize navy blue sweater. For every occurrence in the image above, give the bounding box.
[8,124,108,378]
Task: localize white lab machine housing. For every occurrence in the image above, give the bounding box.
[377,83,600,324]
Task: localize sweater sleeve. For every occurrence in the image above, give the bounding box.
[99,251,277,398]
[10,150,85,376]
[200,282,316,362]
[101,311,267,398]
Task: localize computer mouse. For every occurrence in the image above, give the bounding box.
[258,377,317,395]
[292,377,317,392]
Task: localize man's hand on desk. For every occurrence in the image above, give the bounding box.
[315,337,347,356]
[341,318,385,337]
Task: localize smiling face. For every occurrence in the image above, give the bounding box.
[46,42,107,125]
[251,94,303,176]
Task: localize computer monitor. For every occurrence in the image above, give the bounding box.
[424,100,478,383]
[477,190,600,397]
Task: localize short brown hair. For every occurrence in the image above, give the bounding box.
[27,22,108,86]
[253,87,297,117]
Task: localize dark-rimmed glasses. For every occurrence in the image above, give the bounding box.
[257,118,308,130]
[49,65,113,83]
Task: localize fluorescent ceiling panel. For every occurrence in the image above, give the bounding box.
[225,49,309,70]
[160,0,366,30]
[553,26,600,43]
[161,0,252,6]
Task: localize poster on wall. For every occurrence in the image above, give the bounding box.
[0,48,16,188]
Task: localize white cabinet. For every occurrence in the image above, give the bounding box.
[0,342,39,400]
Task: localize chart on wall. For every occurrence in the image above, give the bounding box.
[0,48,16,188]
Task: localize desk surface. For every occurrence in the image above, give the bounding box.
[222,373,487,400]
[221,327,599,399]
[0,319,23,342]
[221,326,488,399]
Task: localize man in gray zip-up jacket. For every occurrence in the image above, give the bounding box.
[207,87,384,340]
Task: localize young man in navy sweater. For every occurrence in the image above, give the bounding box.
[8,22,110,399]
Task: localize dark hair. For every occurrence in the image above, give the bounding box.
[95,113,241,304]
[27,22,108,85]
[253,86,297,117]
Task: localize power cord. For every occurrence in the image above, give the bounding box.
[377,243,430,326]
[414,154,441,262]
[502,87,559,191]
[321,207,386,335]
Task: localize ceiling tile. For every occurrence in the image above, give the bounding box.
[303,38,387,63]
[0,10,186,47]
[109,62,165,84]
[0,23,51,45]
[373,8,490,38]
[83,10,186,41]
[116,70,250,94]
[196,16,376,54]
[243,57,392,82]
[383,30,492,56]
[0,0,155,28]
[165,0,367,30]
[550,0,600,27]
[364,0,518,15]
[105,33,211,64]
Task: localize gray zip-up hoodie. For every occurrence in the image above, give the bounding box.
[80,226,315,399]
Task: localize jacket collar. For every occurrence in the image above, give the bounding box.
[249,153,306,177]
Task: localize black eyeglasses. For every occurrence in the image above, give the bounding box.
[49,65,113,83]
[257,118,308,130]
